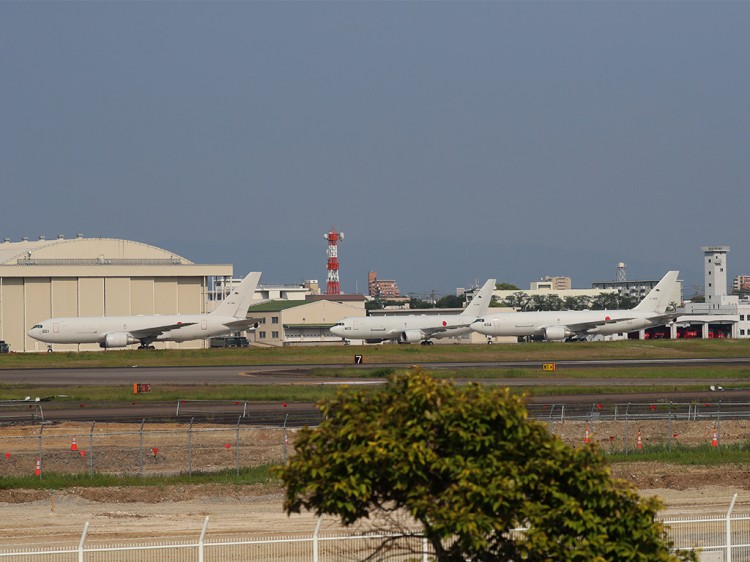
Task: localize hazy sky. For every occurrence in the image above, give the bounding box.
[2,1,748,297]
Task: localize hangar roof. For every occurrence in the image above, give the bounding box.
[0,237,193,266]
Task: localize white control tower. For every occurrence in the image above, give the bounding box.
[702,246,730,306]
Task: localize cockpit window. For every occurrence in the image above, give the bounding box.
[32,324,43,329]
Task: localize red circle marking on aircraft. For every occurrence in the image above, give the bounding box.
[605,316,611,321]
[442,321,447,326]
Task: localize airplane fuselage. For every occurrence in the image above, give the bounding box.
[28,314,243,345]
[27,271,262,350]
[472,310,665,340]
[330,315,473,343]
[330,278,498,344]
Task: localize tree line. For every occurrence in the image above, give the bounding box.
[367,282,639,312]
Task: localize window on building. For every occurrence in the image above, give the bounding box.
[272,317,279,324]
[259,331,266,339]
[272,331,279,338]
[741,329,745,336]
[258,318,266,324]
[741,315,745,321]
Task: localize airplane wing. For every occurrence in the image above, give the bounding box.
[129,322,197,339]
[553,312,678,334]
[552,317,638,333]
[421,321,474,337]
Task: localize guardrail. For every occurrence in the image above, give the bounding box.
[526,401,750,423]
[0,403,43,422]
[1,499,747,561]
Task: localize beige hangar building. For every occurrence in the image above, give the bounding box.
[0,236,233,352]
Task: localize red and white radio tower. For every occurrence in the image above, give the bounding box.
[323,227,344,294]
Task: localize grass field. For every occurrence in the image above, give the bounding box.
[3,338,750,370]
[2,339,750,402]
[0,465,277,490]
[1,361,749,402]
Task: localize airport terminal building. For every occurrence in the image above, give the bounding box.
[0,236,232,352]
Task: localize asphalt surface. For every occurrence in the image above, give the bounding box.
[1,357,749,425]
[2,356,750,385]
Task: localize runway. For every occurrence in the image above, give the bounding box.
[1,356,750,385]
[1,357,748,424]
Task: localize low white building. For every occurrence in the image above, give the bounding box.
[248,295,366,346]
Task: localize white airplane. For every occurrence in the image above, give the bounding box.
[28,272,262,350]
[330,278,497,345]
[471,271,680,342]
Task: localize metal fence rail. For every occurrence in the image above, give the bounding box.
[526,401,750,422]
[0,517,431,562]
[2,502,750,562]
[665,495,750,562]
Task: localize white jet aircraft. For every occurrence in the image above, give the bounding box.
[329,278,497,345]
[471,271,679,342]
[28,272,262,350]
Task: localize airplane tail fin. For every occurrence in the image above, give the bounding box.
[633,271,679,313]
[211,272,262,319]
[461,279,497,317]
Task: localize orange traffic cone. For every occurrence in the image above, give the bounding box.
[35,457,41,476]
[711,428,719,447]
[583,424,590,444]
[71,436,78,451]
[636,430,643,449]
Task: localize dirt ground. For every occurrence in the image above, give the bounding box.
[0,421,749,548]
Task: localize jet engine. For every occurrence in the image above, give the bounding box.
[399,330,426,344]
[100,332,138,348]
[543,326,573,341]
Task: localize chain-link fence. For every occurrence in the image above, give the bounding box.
[0,419,294,478]
[2,400,750,479]
[529,401,750,454]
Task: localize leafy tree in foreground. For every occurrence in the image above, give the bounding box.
[278,370,694,561]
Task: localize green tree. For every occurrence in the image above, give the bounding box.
[435,294,465,308]
[278,370,693,562]
[502,291,532,310]
[563,295,590,310]
[409,296,433,309]
[495,282,520,290]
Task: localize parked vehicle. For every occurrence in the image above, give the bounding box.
[210,336,249,348]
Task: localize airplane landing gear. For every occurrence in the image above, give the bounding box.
[420,340,434,346]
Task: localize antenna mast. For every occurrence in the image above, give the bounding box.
[323,227,344,294]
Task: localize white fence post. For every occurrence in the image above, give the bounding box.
[78,521,89,562]
[198,516,209,562]
[726,493,737,562]
[313,515,323,562]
